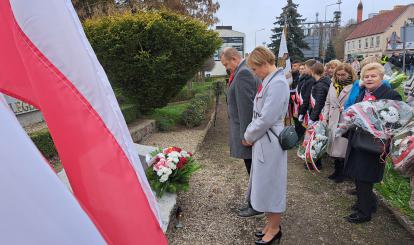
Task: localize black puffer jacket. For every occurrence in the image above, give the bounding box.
[298,75,316,117]
[291,71,300,90]
[309,76,331,121]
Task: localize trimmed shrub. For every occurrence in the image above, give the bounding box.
[157,117,175,132]
[29,129,57,159]
[181,92,213,127]
[84,11,221,113]
[170,88,195,103]
[121,104,138,124]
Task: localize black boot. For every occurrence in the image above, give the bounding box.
[333,159,345,183]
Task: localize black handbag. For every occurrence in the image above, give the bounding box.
[350,128,386,154]
[269,126,298,151]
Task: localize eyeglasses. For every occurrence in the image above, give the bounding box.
[336,73,349,77]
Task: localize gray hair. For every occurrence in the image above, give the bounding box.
[220,47,242,61]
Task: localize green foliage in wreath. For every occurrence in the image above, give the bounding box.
[145,158,201,198]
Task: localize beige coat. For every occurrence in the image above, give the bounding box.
[321,83,353,159]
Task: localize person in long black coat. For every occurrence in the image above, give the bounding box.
[343,63,402,223]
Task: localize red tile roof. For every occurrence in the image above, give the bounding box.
[346,5,409,40]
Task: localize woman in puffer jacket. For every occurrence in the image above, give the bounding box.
[297,59,317,127]
[308,62,332,169]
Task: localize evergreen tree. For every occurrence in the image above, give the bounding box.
[269,0,308,61]
[325,40,336,62]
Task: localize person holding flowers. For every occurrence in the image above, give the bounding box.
[322,63,356,183]
[242,46,289,244]
[343,63,402,223]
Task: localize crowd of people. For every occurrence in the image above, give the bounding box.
[220,46,412,244]
[291,56,403,224]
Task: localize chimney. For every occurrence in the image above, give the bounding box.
[357,0,363,23]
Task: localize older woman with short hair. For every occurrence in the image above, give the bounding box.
[242,46,289,244]
[343,63,402,223]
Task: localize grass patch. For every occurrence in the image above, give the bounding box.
[375,162,414,221]
[150,102,190,131]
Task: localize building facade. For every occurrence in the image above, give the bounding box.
[345,4,414,59]
[207,26,246,77]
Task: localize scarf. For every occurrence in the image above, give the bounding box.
[334,75,353,96]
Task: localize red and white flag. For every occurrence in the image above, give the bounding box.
[0,0,167,244]
[0,95,105,244]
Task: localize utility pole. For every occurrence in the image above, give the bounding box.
[402,21,407,73]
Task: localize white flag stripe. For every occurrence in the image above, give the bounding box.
[278,28,292,84]
[10,0,160,220]
[0,94,105,245]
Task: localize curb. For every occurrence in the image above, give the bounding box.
[166,105,217,232]
[374,190,414,237]
[194,104,217,154]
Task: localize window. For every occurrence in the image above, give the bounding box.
[376,36,380,47]
[358,39,361,49]
[370,37,374,48]
[352,41,355,50]
[365,38,369,48]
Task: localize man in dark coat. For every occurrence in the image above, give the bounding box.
[220,47,262,217]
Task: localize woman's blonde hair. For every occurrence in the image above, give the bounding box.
[360,56,380,69]
[247,46,275,67]
[326,59,342,68]
[360,62,385,79]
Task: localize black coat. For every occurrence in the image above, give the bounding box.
[298,75,316,117]
[343,84,402,183]
[291,71,300,90]
[389,55,403,68]
[309,76,331,121]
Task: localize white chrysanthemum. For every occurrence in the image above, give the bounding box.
[156,168,164,176]
[180,151,189,158]
[160,174,169,183]
[166,159,177,170]
[157,153,166,159]
[380,107,400,123]
[168,151,181,159]
[167,156,179,164]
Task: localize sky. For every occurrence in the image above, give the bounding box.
[214,0,414,53]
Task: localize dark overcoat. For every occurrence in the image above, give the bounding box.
[227,60,259,159]
[343,84,402,183]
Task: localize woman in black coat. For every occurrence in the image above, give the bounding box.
[297,59,317,126]
[343,63,402,223]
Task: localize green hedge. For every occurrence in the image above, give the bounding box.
[181,92,213,127]
[121,104,138,124]
[84,11,221,113]
[29,129,57,159]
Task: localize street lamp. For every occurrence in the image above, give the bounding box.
[255,28,265,47]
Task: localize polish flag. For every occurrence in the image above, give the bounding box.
[0,0,167,244]
[0,95,105,244]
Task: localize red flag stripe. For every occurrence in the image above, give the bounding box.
[0,1,167,244]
